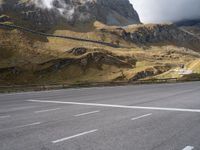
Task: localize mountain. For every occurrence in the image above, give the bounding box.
[175,19,200,38]
[0,0,140,31]
[175,19,200,27]
[0,1,200,86]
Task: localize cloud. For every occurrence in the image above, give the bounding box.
[130,0,200,23]
[32,0,75,20]
[33,0,55,9]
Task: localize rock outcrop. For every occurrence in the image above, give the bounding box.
[129,66,171,81]
[176,19,200,38]
[100,24,200,52]
[39,49,136,73]
[126,24,200,51]
[126,24,199,44]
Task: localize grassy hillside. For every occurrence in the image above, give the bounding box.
[0,20,200,85]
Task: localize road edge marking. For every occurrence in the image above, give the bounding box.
[27,100,200,113]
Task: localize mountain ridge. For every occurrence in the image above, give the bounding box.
[0,1,200,85]
[0,0,140,31]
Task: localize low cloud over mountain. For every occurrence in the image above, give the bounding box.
[131,0,200,23]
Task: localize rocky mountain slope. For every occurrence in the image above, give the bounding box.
[0,21,200,85]
[176,19,200,38]
[0,0,140,31]
[0,1,200,85]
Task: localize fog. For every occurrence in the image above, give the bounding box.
[130,0,200,23]
[32,0,75,20]
[33,0,55,9]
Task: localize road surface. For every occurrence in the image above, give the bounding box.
[0,82,200,150]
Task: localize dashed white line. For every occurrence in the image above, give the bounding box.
[52,129,98,144]
[28,99,200,113]
[182,146,194,150]
[0,122,41,132]
[0,115,10,119]
[34,108,61,113]
[131,113,152,121]
[74,110,100,117]
[14,122,41,129]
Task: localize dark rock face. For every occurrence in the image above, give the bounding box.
[175,19,200,38]
[91,0,140,25]
[99,24,200,52]
[175,19,200,27]
[123,24,200,51]
[68,47,87,56]
[127,25,192,44]
[0,0,140,29]
[130,66,171,81]
[97,23,200,53]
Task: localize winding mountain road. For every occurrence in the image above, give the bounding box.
[0,23,120,48]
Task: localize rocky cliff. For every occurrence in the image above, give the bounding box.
[0,0,140,30]
[98,24,200,52]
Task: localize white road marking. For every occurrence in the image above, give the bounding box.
[34,108,61,113]
[0,115,10,119]
[28,100,200,113]
[14,122,41,129]
[182,146,194,150]
[52,129,98,144]
[74,110,100,117]
[0,122,41,132]
[131,113,152,121]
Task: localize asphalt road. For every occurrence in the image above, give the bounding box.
[0,82,200,150]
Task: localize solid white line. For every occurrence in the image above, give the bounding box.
[52,129,98,144]
[0,115,10,119]
[182,146,194,150]
[0,122,41,132]
[27,100,200,113]
[131,113,152,121]
[34,108,61,113]
[74,110,100,117]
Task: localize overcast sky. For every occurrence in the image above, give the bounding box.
[130,0,200,23]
